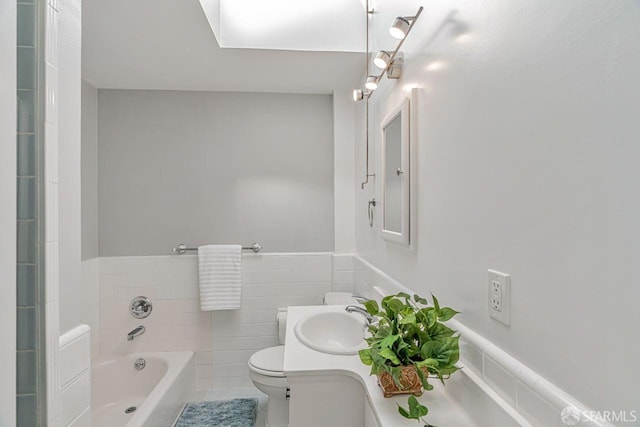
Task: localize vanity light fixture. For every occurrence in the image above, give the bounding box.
[365,75,379,91]
[357,0,376,189]
[373,50,392,69]
[386,53,404,79]
[355,4,423,191]
[353,89,372,102]
[352,6,422,104]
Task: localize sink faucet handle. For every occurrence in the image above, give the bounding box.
[345,305,375,324]
[352,295,371,303]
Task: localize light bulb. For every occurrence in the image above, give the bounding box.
[389,17,410,40]
[365,76,378,91]
[373,51,391,69]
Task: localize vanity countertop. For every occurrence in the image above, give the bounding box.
[283,305,483,427]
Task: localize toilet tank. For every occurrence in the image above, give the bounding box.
[323,292,355,305]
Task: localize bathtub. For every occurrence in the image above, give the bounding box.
[92,351,195,427]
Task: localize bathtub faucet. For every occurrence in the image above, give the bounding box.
[127,325,145,341]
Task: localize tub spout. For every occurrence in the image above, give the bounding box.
[127,325,145,341]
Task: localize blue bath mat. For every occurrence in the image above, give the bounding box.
[175,398,258,427]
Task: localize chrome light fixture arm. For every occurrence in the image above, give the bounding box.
[361,87,376,189]
[360,1,376,189]
[357,6,423,190]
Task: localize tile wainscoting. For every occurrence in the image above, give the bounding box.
[85,252,356,391]
[81,252,611,425]
[352,255,612,427]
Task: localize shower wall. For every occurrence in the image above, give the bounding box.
[57,0,84,335]
[0,0,17,424]
[16,0,43,424]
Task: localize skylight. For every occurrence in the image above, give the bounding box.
[199,0,366,52]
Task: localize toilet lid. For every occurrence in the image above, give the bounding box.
[249,345,285,376]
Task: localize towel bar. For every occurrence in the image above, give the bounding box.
[172,243,262,254]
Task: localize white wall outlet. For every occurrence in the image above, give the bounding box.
[488,269,510,325]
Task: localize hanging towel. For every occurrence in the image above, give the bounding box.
[198,245,242,311]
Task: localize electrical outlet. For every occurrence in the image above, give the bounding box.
[488,270,510,325]
[490,281,502,311]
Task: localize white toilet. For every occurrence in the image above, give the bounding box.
[248,308,289,427]
[248,294,356,427]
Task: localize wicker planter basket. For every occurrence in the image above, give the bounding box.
[377,366,429,398]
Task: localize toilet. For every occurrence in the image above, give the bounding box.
[248,293,356,427]
[248,308,289,427]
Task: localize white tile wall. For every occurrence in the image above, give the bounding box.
[66,409,90,427]
[44,2,60,425]
[210,252,333,389]
[352,255,615,427]
[516,381,563,427]
[209,252,358,388]
[98,255,211,391]
[97,252,343,391]
[58,326,90,388]
[331,253,355,294]
[58,325,90,427]
[59,374,89,427]
[483,355,517,407]
[80,258,100,358]
[353,256,408,300]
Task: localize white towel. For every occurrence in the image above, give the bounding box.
[198,245,242,311]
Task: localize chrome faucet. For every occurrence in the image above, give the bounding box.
[345,305,375,324]
[127,325,145,341]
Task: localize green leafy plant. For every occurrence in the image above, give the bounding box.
[358,293,461,426]
[399,395,435,427]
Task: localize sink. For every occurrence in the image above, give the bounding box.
[294,310,368,355]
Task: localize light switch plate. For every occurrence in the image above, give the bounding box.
[488,269,510,325]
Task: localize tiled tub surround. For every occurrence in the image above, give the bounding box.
[351,255,614,427]
[59,325,91,426]
[97,252,353,390]
[16,0,45,422]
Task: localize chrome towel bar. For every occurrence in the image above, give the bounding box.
[172,243,262,254]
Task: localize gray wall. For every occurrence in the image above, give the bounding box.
[97,90,335,256]
[81,80,99,260]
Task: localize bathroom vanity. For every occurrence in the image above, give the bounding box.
[283,305,529,427]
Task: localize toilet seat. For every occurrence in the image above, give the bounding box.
[248,345,285,378]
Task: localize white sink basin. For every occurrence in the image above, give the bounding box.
[294,310,368,355]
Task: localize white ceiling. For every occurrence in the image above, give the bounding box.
[82,0,366,94]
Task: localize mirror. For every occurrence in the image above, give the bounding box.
[381,98,410,246]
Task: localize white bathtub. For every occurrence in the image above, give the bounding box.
[91,352,195,427]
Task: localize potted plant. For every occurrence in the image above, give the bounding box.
[358,292,461,426]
